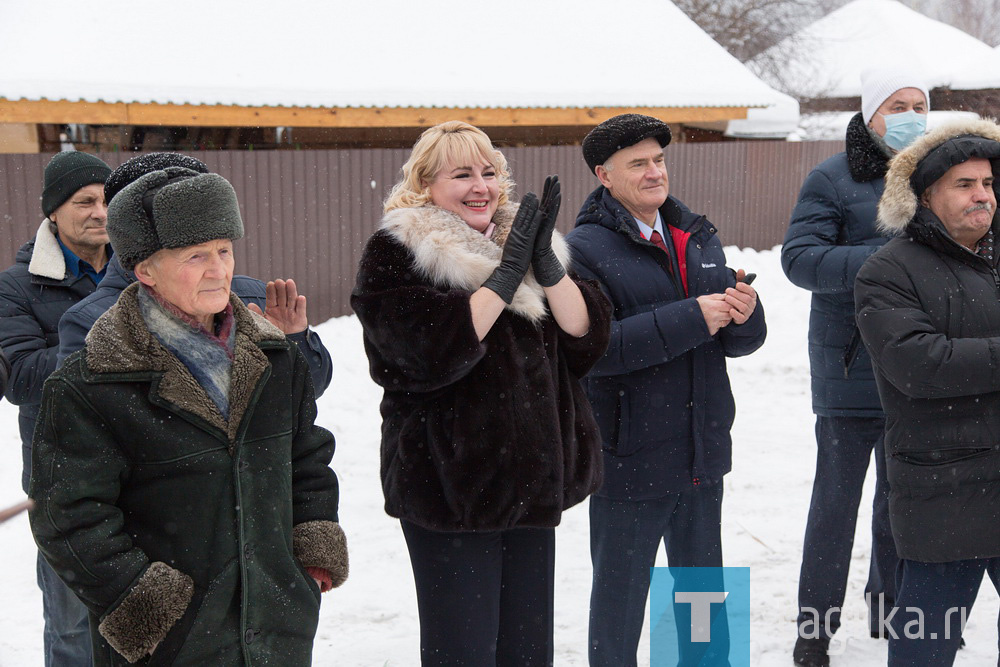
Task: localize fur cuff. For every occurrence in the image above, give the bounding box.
[293,520,349,589]
[98,562,193,663]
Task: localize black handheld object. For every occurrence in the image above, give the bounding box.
[742,273,757,285]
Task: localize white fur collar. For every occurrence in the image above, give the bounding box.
[27,220,68,280]
[379,203,571,324]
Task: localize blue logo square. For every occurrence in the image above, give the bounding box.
[650,566,751,666]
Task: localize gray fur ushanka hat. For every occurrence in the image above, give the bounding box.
[107,167,244,270]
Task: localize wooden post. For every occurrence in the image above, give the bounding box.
[0,499,33,523]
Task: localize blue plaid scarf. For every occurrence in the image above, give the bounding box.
[138,285,237,420]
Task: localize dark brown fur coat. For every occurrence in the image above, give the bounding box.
[352,203,612,531]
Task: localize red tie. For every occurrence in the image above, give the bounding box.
[649,229,675,277]
[649,229,669,254]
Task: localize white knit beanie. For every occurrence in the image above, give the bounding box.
[861,65,930,124]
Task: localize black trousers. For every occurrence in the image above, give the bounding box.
[401,520,555,666]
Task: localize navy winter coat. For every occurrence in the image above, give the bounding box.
[57,254,333,396]
[0,222,104,493]
[781,113,890,417]
[567,187,766,500]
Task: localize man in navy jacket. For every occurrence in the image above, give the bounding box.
[782,66,928,667]
[0,151,113,666]
[567,114,766,667]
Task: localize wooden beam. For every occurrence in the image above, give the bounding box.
[0,99,129,124]
[0,98,750,128]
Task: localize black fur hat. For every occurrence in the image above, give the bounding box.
[582,114,672,174]
[107,167,244,270]
[105,152,209,203]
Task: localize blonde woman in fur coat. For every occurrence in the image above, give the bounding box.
[352,121,612,666]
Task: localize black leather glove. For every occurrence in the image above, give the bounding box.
[532,175,566,288]
[482,193,543,303]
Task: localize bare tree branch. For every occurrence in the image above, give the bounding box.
[938,0,1000,47]
[674,0,826,62]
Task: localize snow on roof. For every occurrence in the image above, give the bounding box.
[750,0,1000,99]
[0,0,788,112]
[725,92,801,139]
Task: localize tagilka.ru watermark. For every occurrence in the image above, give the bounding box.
[650,567,750,667]
[798,593,969,652]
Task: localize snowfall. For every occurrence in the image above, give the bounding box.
[1,246,998,666]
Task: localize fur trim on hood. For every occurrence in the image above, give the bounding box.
[379,203,571,324]
[879,117,1000,234]
[27,220,68,280]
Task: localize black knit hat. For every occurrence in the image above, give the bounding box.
[41,152,112,218]
[105,152,209,203]
[107,167,244,270]
[582,114,672,174]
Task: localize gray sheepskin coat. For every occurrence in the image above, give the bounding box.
[30,283,347,665]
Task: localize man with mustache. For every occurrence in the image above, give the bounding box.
[0,151,113,665]
[856,118,1000,666]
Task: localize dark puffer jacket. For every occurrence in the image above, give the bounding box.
[856,118,1000,562]
[782,113,890,417]
[567,187,766,500]
[30,284,347,665]
[57,254,333,396]
[352,203,612,532]
[0,221,104,492]
[0,346,8,397]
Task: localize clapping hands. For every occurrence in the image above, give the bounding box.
[532,175,566,288]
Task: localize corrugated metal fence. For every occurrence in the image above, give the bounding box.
[0,142,842,322]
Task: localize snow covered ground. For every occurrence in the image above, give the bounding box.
[1,245,997,665]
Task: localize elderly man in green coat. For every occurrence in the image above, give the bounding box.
[29,167,348,665]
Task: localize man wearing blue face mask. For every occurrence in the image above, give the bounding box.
[782,65,929,667]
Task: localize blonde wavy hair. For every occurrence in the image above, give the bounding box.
[383,121,515,213]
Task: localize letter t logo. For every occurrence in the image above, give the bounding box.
[674,591,729,642]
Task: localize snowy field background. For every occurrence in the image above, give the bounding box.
[1,245,997,666]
